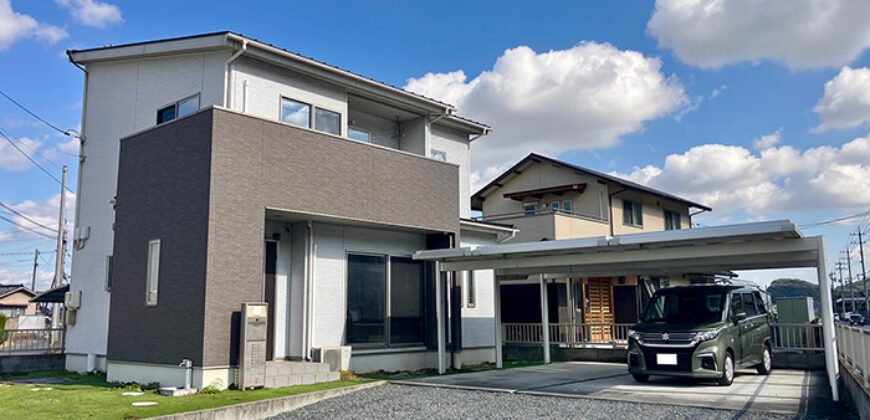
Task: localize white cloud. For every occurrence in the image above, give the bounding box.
[709,84,727,99]
[0,0,67,51]
[0,192,76,242]
[618,134,870,214]
[813,66,870,132]
[0,136,42,170]
[0,269,55,290]
[753,129,782,150]
[405,42,688,191]
[55,0,122,28]
[647,0,870,69]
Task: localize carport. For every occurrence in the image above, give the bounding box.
[413,220,840,401]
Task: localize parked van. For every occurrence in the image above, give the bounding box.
[627,284,773,386]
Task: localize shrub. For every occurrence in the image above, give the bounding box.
[0,314,7,344]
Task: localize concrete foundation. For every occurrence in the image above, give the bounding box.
[0,354,65,373]
[839,357,870,419]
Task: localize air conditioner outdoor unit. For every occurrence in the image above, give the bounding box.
[64,291,82,310]
[313,346,351,371]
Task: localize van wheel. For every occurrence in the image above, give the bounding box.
[632,374,649,383]
[756,345,772,375]
[718,353,734,386]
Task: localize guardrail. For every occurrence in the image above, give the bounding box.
[770,323,824,350]
[0,328,65,355]
[503,323,633,347]
[837,324,870,387]
[503,322,825,350]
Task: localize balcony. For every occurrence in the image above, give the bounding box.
[475,208,609,242]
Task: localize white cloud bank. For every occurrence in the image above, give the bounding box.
[55,0,122,28]
[618,132,870,214]
[647,0,870,69]
[404,42,687,191]
[0,0,67,51]
[813,66,870,132]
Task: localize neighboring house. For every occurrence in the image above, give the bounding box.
[64,32,511,388]
[471,154,712,337]
[0,284,38,318]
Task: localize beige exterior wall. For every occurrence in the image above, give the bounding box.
[497,214,556,243]
[0,291,37,315]
[611,190,691,235]
[553,214,610,239]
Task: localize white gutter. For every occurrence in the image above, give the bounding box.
[67,53,88,250]
[304,221,315,360]
[223,38,248,108]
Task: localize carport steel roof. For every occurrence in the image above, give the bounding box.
[413,219,841,401]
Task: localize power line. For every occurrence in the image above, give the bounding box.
[0,202,56,233]
[0,89,67,135]
[799,211,869,229]
[0,129,74,193]
[0,214,55,239]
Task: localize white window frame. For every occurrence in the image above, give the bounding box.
[279,96,313,129]
[146,239,161,307]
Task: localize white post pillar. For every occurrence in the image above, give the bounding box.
[539,274,550,364]
[494,275,503,369]
[815,236,840,401]
[436,262,446,374]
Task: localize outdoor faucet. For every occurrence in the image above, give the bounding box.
[179,359,193,389]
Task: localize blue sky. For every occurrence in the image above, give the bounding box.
[1,0,869,289]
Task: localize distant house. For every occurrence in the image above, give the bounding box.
[472,153,712,335]
[0,284,38,318]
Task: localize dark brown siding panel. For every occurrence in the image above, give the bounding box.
[108,111,213,366]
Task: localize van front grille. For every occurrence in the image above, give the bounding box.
[639,332,696,346]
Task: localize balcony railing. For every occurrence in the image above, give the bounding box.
[476,208,608,224]
[503,322,825,351]
[0,328,65,355]
[837,324,870,387]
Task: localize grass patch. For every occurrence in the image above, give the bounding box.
[358,360,551,381]
[0,369,372,419]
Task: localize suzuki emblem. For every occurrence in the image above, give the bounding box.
[662,333,670,342]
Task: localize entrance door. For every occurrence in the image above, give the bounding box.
[583,278,614,341]
[264,241,277,361]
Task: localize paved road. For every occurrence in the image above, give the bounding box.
[269,383,849,419]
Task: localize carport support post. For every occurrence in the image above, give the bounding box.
[494,276,503,369]
[539,274,551,364]
[816,236,840,401]
[436,262,446,374]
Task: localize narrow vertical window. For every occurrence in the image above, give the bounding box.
[145,240,160,306]
[467,271,476,308]
[346,254,386,344]
[623,200,643,226]
[562,200,573,214]
[105,255,113,292]
[390,257,424,344]
[665,210,681,230]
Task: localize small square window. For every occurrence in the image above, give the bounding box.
[156,94,199,124]
[349,128,370,142]
[315,107,341,135]
[551,201,560,213]
[157,105,176,124]
[177,95,199,118]
[562,200,573,214]
[430,150,447,161]
[281,98,311,128]
[523,202,538,216]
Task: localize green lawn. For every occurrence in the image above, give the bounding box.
[359,360,551,381]
[0,370,371,419]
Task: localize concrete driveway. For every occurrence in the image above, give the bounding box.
[396,362,841,417]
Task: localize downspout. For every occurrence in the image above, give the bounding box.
[223,38,248,108]
[67,53,88,250]
[608,187,627,236]
[301,222,310,360]
[468,128,491,142]
[497,229,517,244]
[689,208,708,228]
[305,221,314,360]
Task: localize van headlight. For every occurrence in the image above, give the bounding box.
[695,330,720,342]
[628,329,642,341]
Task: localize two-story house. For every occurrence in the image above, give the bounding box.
[471,153,711,340]
[63,32,512,389]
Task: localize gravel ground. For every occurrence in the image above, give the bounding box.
[268,383,846,420]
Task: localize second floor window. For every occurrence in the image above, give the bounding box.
[523,202,538,216]
[664,210,681,230]
[563,200,573,214]
[315,107,341,135]
[349,128,370,142]
[281,97,311,128]
[551,201,560,213]
[623,200,643,226]
[157,94,199,124]
[430,150,447,161]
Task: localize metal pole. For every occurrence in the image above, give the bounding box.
[859,230,867,317]
[51,166,67,330]
[30,249,39,291]
[435,262,445,374]
[493,275,503,369]
[838,262,846,314]
[539,274,550,364]
[847,254,855,313]
[815,236,840,401]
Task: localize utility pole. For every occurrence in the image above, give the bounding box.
[51,165,67,329]
[847,253,855,313]
[859,230,868,317]
[838,261,846,315]
[30,249,39,291]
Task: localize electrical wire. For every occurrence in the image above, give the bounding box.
[0,89,67,135]
[0,214,55,239]
[0,202,56,233]
[0,129,74,193]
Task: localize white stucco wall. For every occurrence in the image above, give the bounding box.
[459,229,497,349]
[431,125,471,218]
[67,51,228,364]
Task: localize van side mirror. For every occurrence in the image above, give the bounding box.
[735,311,747,321]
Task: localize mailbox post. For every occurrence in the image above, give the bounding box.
[239,302,268,390]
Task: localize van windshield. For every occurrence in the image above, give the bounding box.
[644,290,725,323]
